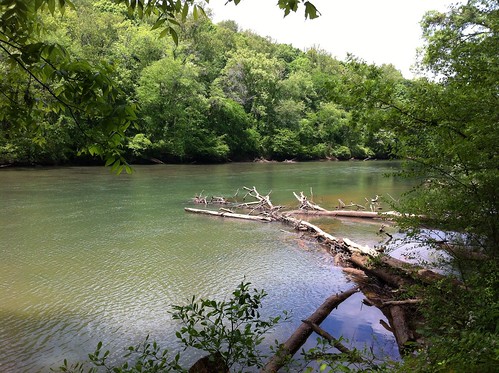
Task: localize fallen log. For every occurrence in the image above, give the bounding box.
[280,214,379,256]
[382,299,422,306]
[184,207,272,222]
[348,252,454,289]
[185,187,452,359]
[288,209,399,219]
[379,255,454,285]
[389,305,414,351]
[261,286,359,373]
[186,204,447,288]
[342,267,367,278]
[300,320,352,355]
[343,238,378,256]
[349,252,410,288]
[280,214,340,244]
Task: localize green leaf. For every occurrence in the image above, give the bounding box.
[35,0,45,11]
[88,145,100,156]
[48,0,56,15]
[151,17,166,31]
[304,2,320,19]
[105,156,116,167]
[58,0,66,15]
[169,27,178,44]
[125,164,133,174]
[193,4,207,20]
[181,2,189,21]
[137,0,143,18]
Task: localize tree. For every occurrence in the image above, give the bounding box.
[0,0,139,172]
[399,0,498,258]
[136,55,231,162]
[0,0,319,169]
[176,12,237,85]
[213,47,285,157]
[207,95,260,161]
[345,1,498,370]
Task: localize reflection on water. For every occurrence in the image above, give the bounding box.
[0,162,409,372]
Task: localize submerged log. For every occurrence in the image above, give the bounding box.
[281,215,380,256]
[280,214,340,244]
[261,287,359,373]
[279,214,377,256]
[389,305,414,351]
[184,207,272,222]
[210,196,229,204]
[301,320,352,355]
[338,199,366,210]
[301,320,375,365]
[349,252,410,288]
[192,191,207,204]
[278,214,379,257]
[186,202,445,287]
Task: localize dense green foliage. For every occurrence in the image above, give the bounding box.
[0,0,139,172]
[2,0,498,371]
[389,0,498,259]
[402,267,499,372]
[369,1,498,371]
[0,0,398,167]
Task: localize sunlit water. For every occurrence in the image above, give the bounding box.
[0,162,412,372]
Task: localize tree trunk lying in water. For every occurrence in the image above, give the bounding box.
[185,187,451,362]
[288,209,400,219]
[261,287,359,373]
[184,207,273,222]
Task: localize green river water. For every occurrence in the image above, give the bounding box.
[0,161,413,372]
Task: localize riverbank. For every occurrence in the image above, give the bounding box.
[0,155,396,169]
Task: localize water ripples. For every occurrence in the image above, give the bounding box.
[0,165,402,372]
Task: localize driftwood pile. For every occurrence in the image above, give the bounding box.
[185,187,447,372]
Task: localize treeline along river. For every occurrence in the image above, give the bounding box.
[0,161,413,372]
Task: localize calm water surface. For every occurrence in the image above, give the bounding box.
[0,162,411,372]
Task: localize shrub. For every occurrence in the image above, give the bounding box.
[333,145,351,160]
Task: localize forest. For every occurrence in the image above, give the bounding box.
[0,0,402,166]
[1,0,498,372]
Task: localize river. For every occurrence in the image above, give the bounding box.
[0,161,412,372]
